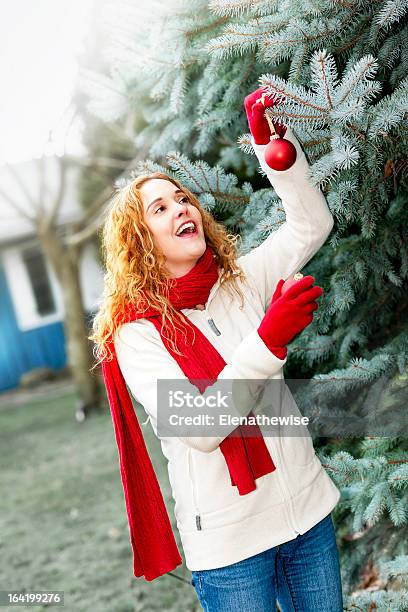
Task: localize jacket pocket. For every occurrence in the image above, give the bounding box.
[186,446,248,527]
[280,433,316,467]
[186,444,280,532]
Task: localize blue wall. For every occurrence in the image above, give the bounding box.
[0,264,67,392]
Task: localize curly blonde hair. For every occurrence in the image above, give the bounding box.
[90,172,247,364]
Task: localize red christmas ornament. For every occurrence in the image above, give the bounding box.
[256,93,297,171]
[264,136,297,171]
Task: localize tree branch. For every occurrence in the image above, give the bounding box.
[66,155,135,170]
[66,145,151,247]
[44,156,67,230]
[5,163,40,210]
[0,185,36,223]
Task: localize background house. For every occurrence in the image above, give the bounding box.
[0,156,104,392]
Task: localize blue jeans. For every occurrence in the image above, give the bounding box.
[191,513,343,611]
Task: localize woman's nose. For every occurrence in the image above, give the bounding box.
[175,201,188,216]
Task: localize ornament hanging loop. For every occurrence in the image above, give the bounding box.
[265,113,279,139]
[255,92,278,139]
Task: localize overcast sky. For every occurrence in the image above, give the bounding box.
[0,0,95,164]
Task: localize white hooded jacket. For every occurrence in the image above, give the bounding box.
[114,128,341,571]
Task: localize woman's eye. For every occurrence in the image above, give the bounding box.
[154,197,188,213]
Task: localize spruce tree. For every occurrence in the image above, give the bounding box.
[84,1,408,608]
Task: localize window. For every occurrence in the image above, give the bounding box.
[21,246,56,317]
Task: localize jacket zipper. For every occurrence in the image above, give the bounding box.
[272,435,300,535]
[187,293,219,530]
[187,447,202,530]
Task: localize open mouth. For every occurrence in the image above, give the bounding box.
[175,221,199,238]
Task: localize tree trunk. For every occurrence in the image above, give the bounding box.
[39,227,101,412]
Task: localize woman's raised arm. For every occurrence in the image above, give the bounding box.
[240,87,333,312]
[238,126,333,312]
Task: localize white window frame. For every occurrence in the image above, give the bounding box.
[1,242,64,331]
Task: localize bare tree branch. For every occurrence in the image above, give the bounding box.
[45,155,67,229]
[65,211,106,246]
[5,163,40,211]
[60,103,78,156]
[36,156,47,216]
[65,183,113,247]
[66,144,150,247]
[66,155,136,170]
[0,185,36,223]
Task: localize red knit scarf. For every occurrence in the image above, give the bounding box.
[101,245,276,581]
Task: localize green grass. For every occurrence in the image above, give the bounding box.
[0,388,201,612]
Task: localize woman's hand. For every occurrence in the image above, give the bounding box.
[257,275,323,355]
[244,87,287,145]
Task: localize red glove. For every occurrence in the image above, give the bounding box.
[258,275,323,358]
[244,87,287,145]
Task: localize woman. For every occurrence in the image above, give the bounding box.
[91,88,343,611]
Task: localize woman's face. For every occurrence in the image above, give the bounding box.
[140,178,206,278]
